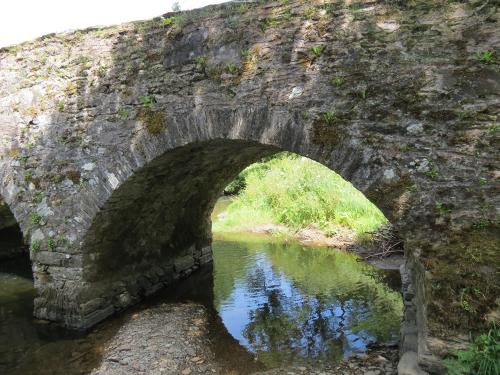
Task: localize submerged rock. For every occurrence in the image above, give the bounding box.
[91,303,222,375]
[90,301,399,375]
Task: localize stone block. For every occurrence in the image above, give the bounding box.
[174,254,195,273]
[398,352,428,375]
[81,305,115,330]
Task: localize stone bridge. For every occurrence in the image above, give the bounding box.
[0,1,498,373]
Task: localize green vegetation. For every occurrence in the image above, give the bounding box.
[444,324,499,375]
[214,152,387,238]
[257,17,280,32]
[30,240,40,253]
[224,175,246,195]
[303,6,316,19]
[424,167,438,178]
[348,2,364,11]
[225,16,240,30]
[195,55,207,68]
[137,108,165,135]
[477,51,494,64]
[161,13,190,29]
[30,212,42,225]
[238,3,249,13]
[64,81,79,96]
[322,111,337,126]
[136,95,165,134]
[138,95,154,108]
[257,18,270,32]
[226,63,240,75]
[472,218,497,230]
[96,65,107,78]
[310,45,324,57]
[56,100,65,111]
[33,192,44,204]
[24,171,33,183]
[489,124,500,134]
[435,202,452,215]
[331,76,345,87]
[47,238,56,251]
[161,17,174,26]
[118,108,131,120]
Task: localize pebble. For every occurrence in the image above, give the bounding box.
[90,304,224,375]
[89,303,399,375]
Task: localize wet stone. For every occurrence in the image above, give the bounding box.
[90,304,222,375]
[86,299,399,375]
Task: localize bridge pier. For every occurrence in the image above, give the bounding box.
[32,242,212,329]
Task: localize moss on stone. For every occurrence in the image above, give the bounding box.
[65,170,81,184]
[138,108,166,135]
[365,174,414,220]
[425,226,500,335]
[311,115,347,146]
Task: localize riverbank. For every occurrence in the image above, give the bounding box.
[213,183,404,271]
[90,302,399,375]
[214,153,388,239]
[214,219,404,271]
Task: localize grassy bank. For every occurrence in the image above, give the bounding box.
[213,152,387,239]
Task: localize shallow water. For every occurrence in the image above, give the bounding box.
[211,233,402,368]
[0,256,123,375]
[0,226,402,374]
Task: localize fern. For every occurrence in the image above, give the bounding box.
[444,324,500,375]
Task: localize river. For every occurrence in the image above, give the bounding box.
[0,202,402,374]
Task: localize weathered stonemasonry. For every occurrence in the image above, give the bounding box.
[0,1,498,373]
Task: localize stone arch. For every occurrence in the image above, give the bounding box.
[80,139,279,283]
[50,103,408,331]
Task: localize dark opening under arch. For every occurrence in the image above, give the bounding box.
[0,197,27,261]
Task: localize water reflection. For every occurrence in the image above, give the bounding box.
[212,234,402,368]
[0,256,121,375]
[0,227,401,373]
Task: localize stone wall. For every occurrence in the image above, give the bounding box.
[48,243,213,329]
[0,1,498,372]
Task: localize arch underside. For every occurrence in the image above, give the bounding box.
[62,140,279,327]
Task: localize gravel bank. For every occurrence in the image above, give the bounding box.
[91,302,398,375]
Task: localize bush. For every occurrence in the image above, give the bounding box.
[224,174,246,195]
[444,324,499,375]
[216,152,387,236]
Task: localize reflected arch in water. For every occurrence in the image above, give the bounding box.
[210,236,403,368]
